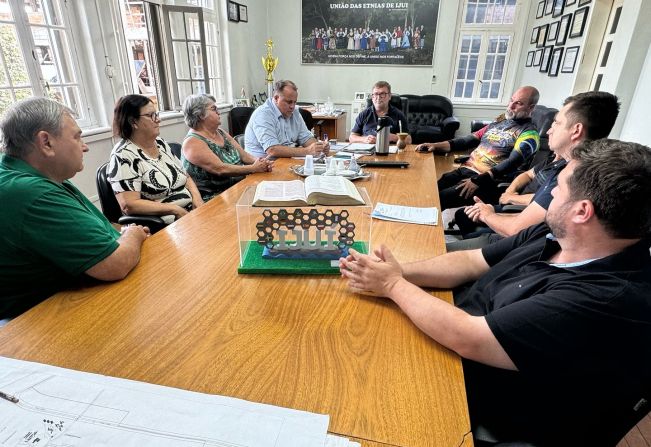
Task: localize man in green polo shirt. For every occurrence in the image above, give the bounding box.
[0,97,150,319]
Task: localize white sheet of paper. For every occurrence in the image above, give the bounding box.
[0,356,358,446]
[371,202,439,226]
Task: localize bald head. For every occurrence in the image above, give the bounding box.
[506,86,539,120]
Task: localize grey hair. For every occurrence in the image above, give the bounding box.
[182,93,217,129]
[0,97,72,158]
[273,80,298,96]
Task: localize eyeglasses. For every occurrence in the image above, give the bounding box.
[139,111,160,121]
[371,92,389,98]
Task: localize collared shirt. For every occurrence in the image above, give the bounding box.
[457,223,651,444]
[351,104,409,137]
[244,98,313,158]
[532,158,566,209]
[0,155,120,317]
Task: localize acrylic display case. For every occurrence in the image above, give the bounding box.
[236,186,372,274]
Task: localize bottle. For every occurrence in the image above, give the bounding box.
[325,96,334,115]
[376,116,392,155]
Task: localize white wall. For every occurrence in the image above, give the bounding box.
[619,43,651,146]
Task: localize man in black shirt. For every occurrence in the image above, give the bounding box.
[349,81,410,145]
[340,139,651,445]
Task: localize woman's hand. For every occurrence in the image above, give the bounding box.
[250,157,273,173]
[169,205,190,219]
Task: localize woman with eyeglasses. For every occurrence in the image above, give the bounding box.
[108,94,203,225]
[181,94,273,201]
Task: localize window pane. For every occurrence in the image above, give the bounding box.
[31,27,58,84]
[471,36,481,53]
[483,55,494,79]
[63,85,81,114]
[457,55,467,79]
[121,1,159,102]
[189,42,203,79]
[475,4,486,23]
[173,41,190,79]
[0,24,30,86]
[192,80,204,94]
[169,11,185,40]
[185,12,200,40]
[465,4,476,23]
[25,0,63,26]
[455,82,464,98]
[480,81,489,98]
[463,82,473,98]
[494,55,504,79]
[207,45,220,78]
[0,88,11,112]
[50,29,75,83]
[205,21,217,45]
[0,0,14,20]
[467,55,478,79]
[490,82,499,99]
[178,80,191,102]
[14,87,32,101]
[461,36,471,53]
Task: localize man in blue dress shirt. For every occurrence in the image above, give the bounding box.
[245,80,329,158]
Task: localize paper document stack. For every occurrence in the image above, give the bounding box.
[372,202,439,226]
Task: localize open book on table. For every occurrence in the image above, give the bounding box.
[252,176,365,206]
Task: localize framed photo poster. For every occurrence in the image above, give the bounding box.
[570,7,589,38]
[566,0,576,5]
[578,0,591,5]
[531,26,539,44]
[526,51,535,67]
[533,49,543,66]
[544,0,554,15]
[238,3,248,22]
[548,21,559,42]
[537,24,549,48]
[536,1,545,18]
[301,0,440,65]
[540,45,553,72]
[227,0,239,22]
[557,13,572,45]
[549,47,564,76]
[562,46,580,73]
[552,0,565,18]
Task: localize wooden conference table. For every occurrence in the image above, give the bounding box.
[0,147,472,446]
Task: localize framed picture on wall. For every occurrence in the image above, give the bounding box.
[570,7,589,38]
[549,47,564,76]
[526,51,535,67]
[235,98,250,107]
[537,24,548,48]
[540,45,554,72]
[578,0,591,5]
[557,13,572,45]
[566,0,577,5]
[562,46,580,73]
[238,4,248,22]
[533,49,543,66]
[544,0,554,15]
[548,21,560,42]
[536,1,545,18]
[227,0,239,22]
[552,0,565,18]
[531,27,540,44]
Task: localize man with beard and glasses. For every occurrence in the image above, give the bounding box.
[340,138,651,446]
[416,86,540,210]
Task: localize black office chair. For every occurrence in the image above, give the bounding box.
[168,142,182,159]
[229,106,254,136]
[95,162,167,234]
[298,107,314,131]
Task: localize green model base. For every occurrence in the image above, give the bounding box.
[237,241,368,274]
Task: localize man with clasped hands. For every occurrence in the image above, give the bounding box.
[340,138,651,445]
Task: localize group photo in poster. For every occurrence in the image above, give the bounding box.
[301,0,440,65]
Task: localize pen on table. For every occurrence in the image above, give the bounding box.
[0,391,19,403]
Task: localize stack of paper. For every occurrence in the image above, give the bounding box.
[372,202,439,226]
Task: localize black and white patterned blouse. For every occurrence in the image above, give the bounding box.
[108,138,192,224]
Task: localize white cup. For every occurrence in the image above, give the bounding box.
[304,154,314,175]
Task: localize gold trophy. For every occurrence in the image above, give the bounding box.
[261,39,279,97]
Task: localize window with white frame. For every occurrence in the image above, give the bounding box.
[0,0,90,122]
[119,0,225,112]
[452,0,518,102]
